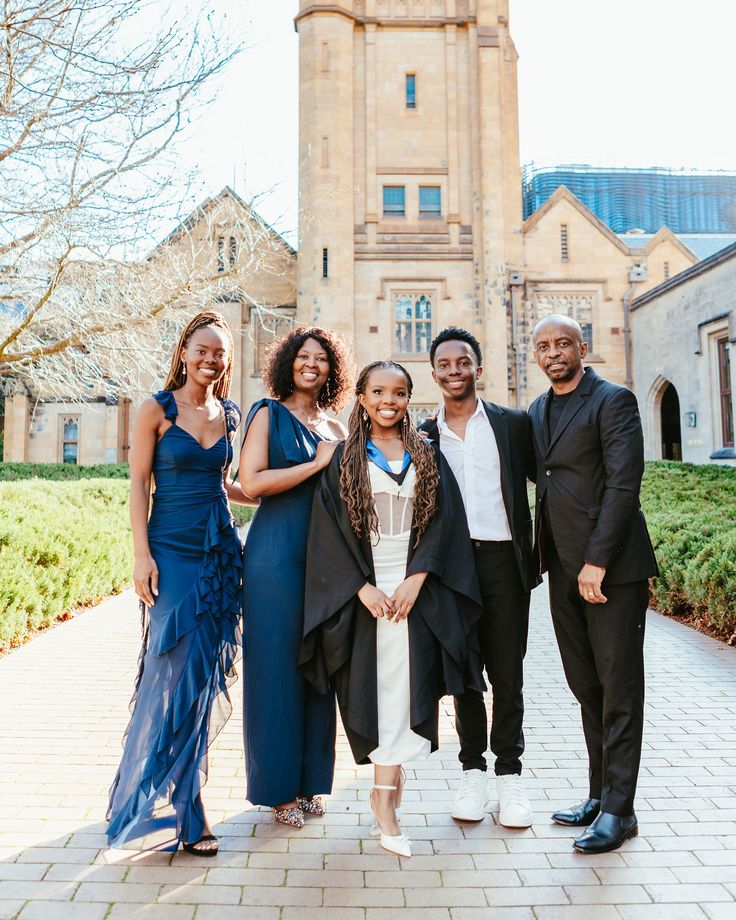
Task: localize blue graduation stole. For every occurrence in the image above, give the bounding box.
[366,440,412,485]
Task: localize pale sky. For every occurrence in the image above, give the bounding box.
[174,0,736,244]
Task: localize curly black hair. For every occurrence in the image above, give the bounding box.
[262,326,354,411]
[429,326,483,367]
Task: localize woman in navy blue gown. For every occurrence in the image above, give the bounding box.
[240,327,352,827]
[108,311,251,856]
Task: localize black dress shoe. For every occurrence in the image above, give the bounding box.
[573,812,638,853]
[551,797,601,827]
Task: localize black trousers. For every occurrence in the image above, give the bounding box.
[454,540,530,776]
[546,538,647,816]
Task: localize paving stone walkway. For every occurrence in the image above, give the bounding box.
[1,582,736,920]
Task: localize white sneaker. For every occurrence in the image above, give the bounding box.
[451,769,489,821]
[497,774,533,828]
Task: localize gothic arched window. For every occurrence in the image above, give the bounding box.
[62,417,79,464]
[394,292,432,355]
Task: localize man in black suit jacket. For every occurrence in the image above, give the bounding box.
[529,314,658,854]
[421,328,540,828]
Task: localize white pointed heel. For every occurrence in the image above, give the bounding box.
[369,769,406,836]
[369,784,412,858]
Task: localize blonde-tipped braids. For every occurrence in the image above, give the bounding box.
[339,361,439,545]
[162,310,235,399]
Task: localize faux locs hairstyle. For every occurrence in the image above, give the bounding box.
[162,311,234,399]
[339,361,440,545]
[262,326,353,412]
[429,326,483,367]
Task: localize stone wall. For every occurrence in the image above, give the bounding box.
[631,251,736,465]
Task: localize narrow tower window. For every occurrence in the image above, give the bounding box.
[560,224,569,262]
[405,73,416,109]
[320,41,329,72]
[383,186,405,216]
[664,261,670,281]
[217,236,225,273]
[419,186,441,217]
[322,248,329,279]
[321,136,329,169]
[62,417,80,464]
[229,236,237,267]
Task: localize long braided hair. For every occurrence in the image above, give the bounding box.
[339,361,440,545]
[162,311,235,399]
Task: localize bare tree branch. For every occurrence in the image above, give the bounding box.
[0,0,297,402]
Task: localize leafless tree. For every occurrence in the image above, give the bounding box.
[0,0,291,398]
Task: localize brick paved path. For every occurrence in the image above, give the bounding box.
[1,583,736,920]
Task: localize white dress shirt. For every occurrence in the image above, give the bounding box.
[437,398,512,541]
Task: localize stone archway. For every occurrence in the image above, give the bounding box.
[660,382,682,460]
[648,376,682,461]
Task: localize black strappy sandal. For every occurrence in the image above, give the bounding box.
[181,834,219,857]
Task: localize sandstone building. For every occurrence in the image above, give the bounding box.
[1,0,727,462]
[631,242,736,466]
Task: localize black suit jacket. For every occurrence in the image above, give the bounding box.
[528,367,658,586]
[420,400,540,594]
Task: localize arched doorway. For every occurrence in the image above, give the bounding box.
[660,382,682,460]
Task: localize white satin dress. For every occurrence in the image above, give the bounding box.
[368,460,432,766]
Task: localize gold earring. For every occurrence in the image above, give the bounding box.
[362,408,369,423]
[181,362,187,377]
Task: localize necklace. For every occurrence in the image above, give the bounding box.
[293,405,323,426]
[370,434,402,441]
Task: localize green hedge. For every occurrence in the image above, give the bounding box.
[0,462,130,480]
[0,479,132,651]
[0,473,253,650]
[641,461,736,637]
[0,463,253,523]
[4,458,732,650]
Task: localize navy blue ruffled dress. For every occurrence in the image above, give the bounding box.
[107,390,243,848]
[242,399,336,807]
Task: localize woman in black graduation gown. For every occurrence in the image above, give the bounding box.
[300,360,484,858]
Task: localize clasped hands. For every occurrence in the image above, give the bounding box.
[358,572,428,623]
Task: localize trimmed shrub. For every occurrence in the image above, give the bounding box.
[0,474,254,650]
[642,461,736,637]
[0,479,132,651]
[0,462,129,480]
[231,504,256,527]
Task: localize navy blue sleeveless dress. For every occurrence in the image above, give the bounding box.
[107,390,243,847]
[242,399,336,807]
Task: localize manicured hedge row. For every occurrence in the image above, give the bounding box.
[0,479,132,651]
[641,461,736,638]
[0,462,253,525]
[0,462,130,480]
[0,471,253,650]
[2,460,732,651]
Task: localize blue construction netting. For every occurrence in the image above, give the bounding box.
[522,164,736,234]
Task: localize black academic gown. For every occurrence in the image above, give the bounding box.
[299,443,485,765]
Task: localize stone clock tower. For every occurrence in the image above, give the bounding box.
[295,0,524,409]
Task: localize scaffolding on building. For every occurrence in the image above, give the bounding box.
[522,163,736,234]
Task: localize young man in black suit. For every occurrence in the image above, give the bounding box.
[529,314,658,853]
[421,328,539,827]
